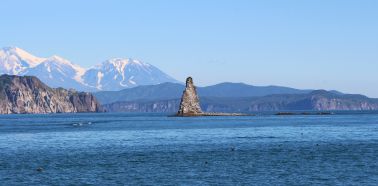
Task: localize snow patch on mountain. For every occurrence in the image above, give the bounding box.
[96,72,104,90]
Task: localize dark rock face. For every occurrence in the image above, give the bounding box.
[0,75,103,114]
[177,77,203,116]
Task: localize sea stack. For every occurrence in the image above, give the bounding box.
[177,77,203,116]
[176,77,247,116]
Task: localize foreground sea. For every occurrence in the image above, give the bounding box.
[0,112,377,185]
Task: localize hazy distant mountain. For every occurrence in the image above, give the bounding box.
[94,82,313,104]
[0,47,179,91]
[103,90,378,113]
[94,82,184,104]
[198,82,311,97]
[82,58,179,91]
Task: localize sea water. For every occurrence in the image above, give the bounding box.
[0,112,377,185]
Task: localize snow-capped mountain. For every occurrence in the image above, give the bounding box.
[23,56,87,91]
[82,58,179,91]
[0,47,45,75]
[0,47,179,91]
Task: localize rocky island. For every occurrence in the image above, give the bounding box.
[0,75,103,114]
[176,77,246,116]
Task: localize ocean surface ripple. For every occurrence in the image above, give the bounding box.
[0,112,377,185]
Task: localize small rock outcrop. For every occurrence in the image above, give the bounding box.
[0,75,103,114]
[177,77,203,116]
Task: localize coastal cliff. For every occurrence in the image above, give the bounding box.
[0,75,103,114]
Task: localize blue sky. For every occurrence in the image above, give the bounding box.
[1,0,378,97]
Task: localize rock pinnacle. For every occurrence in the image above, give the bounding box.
[177,77,203,116]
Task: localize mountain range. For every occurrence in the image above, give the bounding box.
[93,82,313,104]
[94,82,378,112]
[102,89,378,113]
[0,47,178,91]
